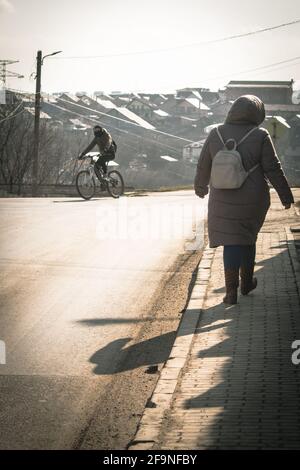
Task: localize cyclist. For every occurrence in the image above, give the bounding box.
[78,125,116,180]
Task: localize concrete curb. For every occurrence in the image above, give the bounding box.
[128,244,215,450]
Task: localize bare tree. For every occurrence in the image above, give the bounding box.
[0,104,34,193]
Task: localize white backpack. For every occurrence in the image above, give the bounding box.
[211,127,259,189]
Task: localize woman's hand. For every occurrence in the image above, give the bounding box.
[195,187,206,199]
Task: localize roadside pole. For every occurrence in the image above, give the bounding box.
[32,50,42,197]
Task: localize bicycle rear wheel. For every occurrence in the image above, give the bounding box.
[76,170,96,200]
[107,170,124,198]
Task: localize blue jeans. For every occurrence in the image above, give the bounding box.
[223,244,256,270]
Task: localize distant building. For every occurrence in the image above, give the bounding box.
[161,96,210,117]
[223,80,294,105]
[126,96,156,120]
[100,106,155,134]
[183,140,205,164]
[177,88,219,106]
[138,93,168,107]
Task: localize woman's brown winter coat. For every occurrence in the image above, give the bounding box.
[194,95,294,248]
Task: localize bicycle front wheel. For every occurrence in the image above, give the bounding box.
[107,170,124,198]
[76,170,96,200]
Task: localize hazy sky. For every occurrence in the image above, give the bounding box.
[0,0,300,94]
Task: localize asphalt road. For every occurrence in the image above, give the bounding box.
[0,191,206,449]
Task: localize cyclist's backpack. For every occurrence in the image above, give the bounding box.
[211,127,259,189]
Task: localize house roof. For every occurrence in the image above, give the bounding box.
[24,107,51,119]
[96,98,117,109]
[185,98,210,110]
[69,118,89,128]
[184,140,206,149]
[227,80,293,89]
[160,155,178,162]
[59,93,81,102]
[153,109,169,117]
[109,107,155,129]
[180,115,198,122]
[128,96,157,109]
[204,123,223,134]
[41,94,58,103]
[265,104,300,112]
[265,115,291,129]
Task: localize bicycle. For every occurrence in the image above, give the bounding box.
[76,154,125,200]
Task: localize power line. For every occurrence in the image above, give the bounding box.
[0,109,25,124]
[6,89,188,148]
[49,19,300,60]
[56,97,193,142]
[203,55,300,83]
[0,100,24,124]
[0,60,24,87]
[45,100,185,154]
[126,54,300,94]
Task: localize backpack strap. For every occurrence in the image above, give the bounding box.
[237,127,257,147]
[238,127,260,174]
[216,126,256,147]
[248,163,260,174]
[216,126,225,146]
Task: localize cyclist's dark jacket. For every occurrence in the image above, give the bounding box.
[81,128,113,156]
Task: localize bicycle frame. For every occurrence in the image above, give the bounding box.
[81,156,102,180]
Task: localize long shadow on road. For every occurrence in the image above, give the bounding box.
[88,332,177,375]
[53,198,104,203]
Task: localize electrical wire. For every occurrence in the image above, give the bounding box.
[137,55,300,92]
[49,19,300,60]
[201,56,300,84]
[0,100,24,124]
[6,89,187,150]
[45,101,185,154]
[0,109,26,124]
[56,97,193,143]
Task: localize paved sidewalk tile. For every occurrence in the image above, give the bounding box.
[158,229,300,449]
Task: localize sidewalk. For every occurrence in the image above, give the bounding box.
[130,190,300,450]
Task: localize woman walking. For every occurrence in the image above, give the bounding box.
[194,95,294,305]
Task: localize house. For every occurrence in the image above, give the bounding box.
[126,96,157,120]
[223,80,294,105]
[264,103,300,119]
[68,118,89,131]
[176,88,219,106]
[79,95,116,118]
[24,107,51,120]
[198,89,219,106]
[183,140,205,164]
[111,96,131,107]
[56,93,91,116]
[100,106,155,134]
[176,88,203,100]
[161,96,210,117]
[0,89,20,105]
[139,93,168,107]
[209,100,232,121]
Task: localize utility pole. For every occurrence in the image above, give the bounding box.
[32,50,62,197]
[0,60,24,104]
[32,50,42,197]
[0,60,24,87]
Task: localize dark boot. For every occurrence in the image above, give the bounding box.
[240,265,257,295]
[223,269,239,305]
